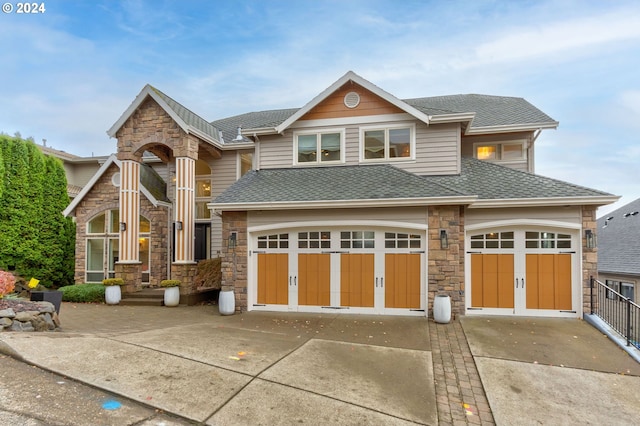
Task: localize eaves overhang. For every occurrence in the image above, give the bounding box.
[468,195,620,209]
[209,195,477,213]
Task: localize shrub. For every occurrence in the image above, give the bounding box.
[160,279,180,287]
[59,284,105,303]
[102,278,124,286]
[194,257,221,290]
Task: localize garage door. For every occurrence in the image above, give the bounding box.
[252,229,425,315]
[467,229,577,317]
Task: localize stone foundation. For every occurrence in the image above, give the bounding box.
[0,301,61,332]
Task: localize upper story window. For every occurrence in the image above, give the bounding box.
[294,129,344,165]
[475,141,526,162]
[361,124,414,161]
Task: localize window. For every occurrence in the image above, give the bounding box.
[295,130,344,164]
[470,232,514,249]
[362,124,414,161]
[298,231,331,249]
[475,141,526,162]
[341,231,375,249]
[525,232,572,249]
[240,152,253,176]
[385,232,421,249]
[607,280,635,302]
[257,234,289,249]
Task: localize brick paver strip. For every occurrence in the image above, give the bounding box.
[429,319,495,425]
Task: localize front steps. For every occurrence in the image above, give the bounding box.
[121,288,164,306]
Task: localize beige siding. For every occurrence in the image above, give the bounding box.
[248,207,428,229]
[461,131,535,172]
[465,206,583,228]
[211,214,223,256]
[211,152,240,197]
[258,120,460,176]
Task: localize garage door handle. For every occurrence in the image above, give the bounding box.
[521,278,524,288]
[376,277,379,287]
[515,278,519,288]
[381,278,383,288]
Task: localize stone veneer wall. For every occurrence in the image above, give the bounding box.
[582,205,598,314]
[72,163,169,288]
[428,205,465,318]
[220,211,248,312]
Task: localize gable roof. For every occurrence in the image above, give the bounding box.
[107,85,238,149]
[63,154,169,217]
[210,164,476,211]
[274,71,433,133]
[212,83,557,139]
[210,158,617,212]
[597,197,640,275]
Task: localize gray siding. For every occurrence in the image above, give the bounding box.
[465,206,582,228]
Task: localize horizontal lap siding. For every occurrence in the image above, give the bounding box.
[465,207,583,228]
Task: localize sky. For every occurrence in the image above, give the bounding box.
[1,0,639,217]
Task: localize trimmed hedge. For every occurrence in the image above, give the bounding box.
[59,284,105,303]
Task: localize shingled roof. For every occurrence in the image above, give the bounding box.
[597,198,640,275]
[211,158,615,211]
[211,94,557,142]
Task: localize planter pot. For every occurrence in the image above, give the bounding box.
[104,285,121,305]
[433,294,451,324]
[164,286,180,307]
[30,291,63,314]
[219,290,235,315]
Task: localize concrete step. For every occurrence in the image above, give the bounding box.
[121,288,164,306]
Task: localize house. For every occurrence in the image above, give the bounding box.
[63,71,618,316]
[597,198,640,302]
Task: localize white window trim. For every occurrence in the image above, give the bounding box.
[293,128,346,166]
[359,122,416,162]
[473,140,527,162]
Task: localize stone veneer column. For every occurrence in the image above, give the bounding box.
[582,206,598,314]
[221,211,248,312]
[428,206,464,318]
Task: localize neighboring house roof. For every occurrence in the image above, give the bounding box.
[107,85,247,150]
[431,157,616,207]
[63,154,169,217]
[210,158,617,212]
[211,71,558,139]
[597,197,640,275]
[210,164,476,211]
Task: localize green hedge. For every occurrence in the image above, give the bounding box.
[59,284,105,303]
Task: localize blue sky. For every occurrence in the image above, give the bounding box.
[1,0,639,216]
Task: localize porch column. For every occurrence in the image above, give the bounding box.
[118,160,140,263]
[175,156,195,263]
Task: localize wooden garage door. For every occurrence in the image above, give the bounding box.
[471,254,514,308]
[257,253,288,305]
[340,253,374,307]
[526,254,572,310]
[298,253,331,306]
[385,253,421,309]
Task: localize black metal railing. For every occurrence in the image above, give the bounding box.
[591,276,640,349]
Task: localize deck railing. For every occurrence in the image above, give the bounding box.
[591,276,640,349]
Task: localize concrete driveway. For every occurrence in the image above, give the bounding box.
[0,304,437,425]
[461,316,640,426]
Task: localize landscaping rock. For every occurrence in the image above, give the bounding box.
[0,299,61,332]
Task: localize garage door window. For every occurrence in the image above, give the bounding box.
[525,232,572,249]
[257,234,289,249]
[470,232,514,249]
[385,232,421,248]
[341,231,375,249]
[298,231,331,249]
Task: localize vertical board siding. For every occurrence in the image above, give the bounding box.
[119,160,140,262]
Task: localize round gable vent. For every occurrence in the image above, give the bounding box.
[344,91,360,108]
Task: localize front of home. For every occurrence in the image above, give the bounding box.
[63,71,618,317]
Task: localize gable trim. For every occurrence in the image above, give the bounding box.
[274,71,431,133]
[63,154,164,217]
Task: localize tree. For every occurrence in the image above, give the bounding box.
[0,134,75,287]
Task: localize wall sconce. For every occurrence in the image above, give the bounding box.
[440,229,449,249]
[585,229,596,249]
[119,222,126,232]
[175,221,183,231]
[228,231,237,249]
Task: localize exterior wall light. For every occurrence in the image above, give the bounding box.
[228,231,237,249]
[440,229,449,249]
[119,222,126,232]
[585,229,596,249]
[175,221,183,231]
